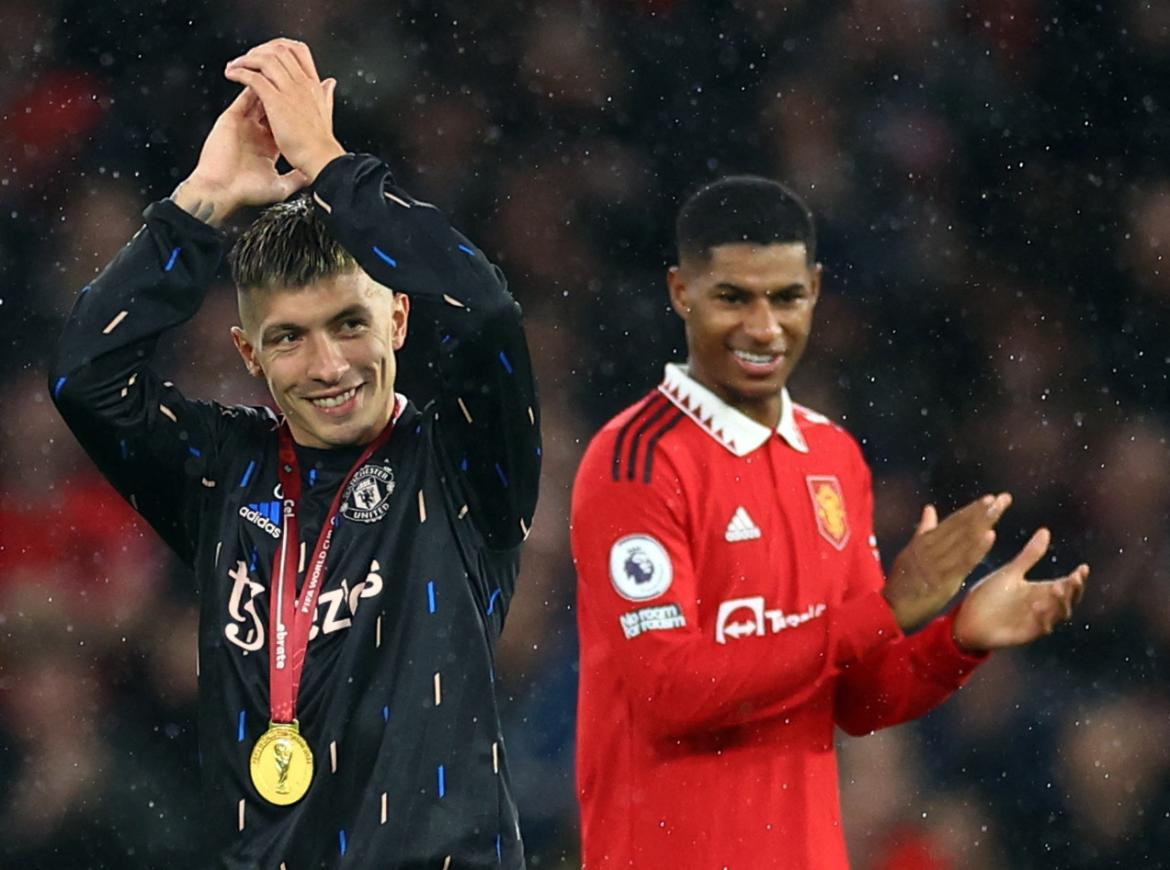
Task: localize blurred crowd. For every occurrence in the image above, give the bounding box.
[2,0,1168,867]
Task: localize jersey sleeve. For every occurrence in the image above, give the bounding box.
[48,200,236,566]
[832,450,989,736]
[311,155,540,550]
[572,428,903,739]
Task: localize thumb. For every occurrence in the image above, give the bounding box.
[276,167,311,199]
[1010,527,1051,575]
[915,504,938,536]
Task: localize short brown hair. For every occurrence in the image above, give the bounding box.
[229,196,356,291]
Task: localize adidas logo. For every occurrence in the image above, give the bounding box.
[239,500,282,539]
[724,506,761,542]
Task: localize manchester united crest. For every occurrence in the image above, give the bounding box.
[806,475,849,550]
[341,464,395,524]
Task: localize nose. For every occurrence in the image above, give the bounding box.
[743,299,782,344]
[305,332,349,384]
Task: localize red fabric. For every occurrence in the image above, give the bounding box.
[0,471,156,589]
[0,69,107,189]
[874,827,954,870]
[572,384,985,869]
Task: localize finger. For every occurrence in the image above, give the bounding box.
[224,85,257,116]
[922,517,995,573]
[1064,565,1088,608]
[986,492,1012,524]
[1054,581,1075,623]
[1031,596,1059,635]
[265,43,309,84]
[281,38,320,82]
[323,77,337,116]
[928,495,995,548]
[238,87,262,120]
[225,66,279,103]
[227,47,299,91]
[915,504,937,536]
[1009,527,1051,575]
[232,37,293,56]
[275,167,311,199]
[1073,565,1088,605]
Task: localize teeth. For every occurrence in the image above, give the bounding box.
[733,350,778,365]
[311,387,357,408]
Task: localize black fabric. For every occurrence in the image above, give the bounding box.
[50,154,540,869]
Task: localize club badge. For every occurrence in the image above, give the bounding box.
[340,464,395,524]
[806,475,849,550]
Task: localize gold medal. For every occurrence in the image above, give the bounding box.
[250,721,314,805]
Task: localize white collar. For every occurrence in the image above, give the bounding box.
[658,363,809,457]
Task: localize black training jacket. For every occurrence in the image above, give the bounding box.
[49,154,540,869]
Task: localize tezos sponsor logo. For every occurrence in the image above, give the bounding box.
[715,596,826,644]
[609,534,673,601]
[620,603,686,639]
[341,464,395,523]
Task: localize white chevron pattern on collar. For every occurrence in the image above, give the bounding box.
[658,363,809,457]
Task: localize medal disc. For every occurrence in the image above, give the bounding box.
[250,722,314,805]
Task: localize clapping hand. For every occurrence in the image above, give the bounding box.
[883,494,1012,630]
[952,528,1088,651]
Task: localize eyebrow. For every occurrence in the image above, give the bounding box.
[260,304,373,345]
[261,321,303,344]
[715,281,806,295]
[327,303,373,325]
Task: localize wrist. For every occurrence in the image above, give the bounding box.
[300,141,347,183]
[950,605,985,654]
[171,176,237,227]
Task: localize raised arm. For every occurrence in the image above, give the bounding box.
[226,39,540,550]
[49,77,327,562]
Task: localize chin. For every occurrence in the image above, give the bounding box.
[727,375,784,400]
[322,423,371,447]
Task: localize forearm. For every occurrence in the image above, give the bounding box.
[49,199,225,560]
[430,298,541,548]
[311,152,541,546]
[603,589,901,738]
[311,154,510,312]
[170,176,234,227]
[833,607,987,735]
[52,200,223,389]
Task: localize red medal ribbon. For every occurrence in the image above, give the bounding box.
[268,418,395,724]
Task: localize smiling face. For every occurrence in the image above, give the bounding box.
[668,242,821,428]
[231,270,410,448]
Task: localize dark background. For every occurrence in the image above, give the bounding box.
[1,1,1168,867]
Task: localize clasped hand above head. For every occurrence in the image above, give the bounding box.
[173,38,346,226]
[224,38,345,182]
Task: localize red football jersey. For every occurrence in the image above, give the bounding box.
[571,365,986,869]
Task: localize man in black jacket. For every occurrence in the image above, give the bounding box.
[50,39,539,868]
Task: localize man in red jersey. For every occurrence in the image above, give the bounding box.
[570,176,1088,868]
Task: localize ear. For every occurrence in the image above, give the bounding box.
[809,262,824,306]
[391,293,410,350]
[667,265,690,320]
[231,326,266,379]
